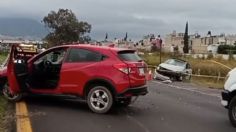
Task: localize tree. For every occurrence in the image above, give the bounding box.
[183,22,189,53]
[105,33,108,40]
[124,32,128,41]
[43,9,91,47]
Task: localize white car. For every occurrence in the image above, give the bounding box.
[221,68,236,127]
[155,58,192,81]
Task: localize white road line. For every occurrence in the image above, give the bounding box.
[122,109,150,132]
[151,81,221,99]
[126,115,150,132]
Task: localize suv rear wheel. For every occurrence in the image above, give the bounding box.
[2,82,22,102]
[87,86,113,114]
[229,96,236,127]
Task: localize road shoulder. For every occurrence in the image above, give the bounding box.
[16,101,32,132]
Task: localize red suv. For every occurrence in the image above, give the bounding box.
[1,44,148,113]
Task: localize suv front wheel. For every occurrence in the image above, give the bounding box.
[87,86,113,114]
[2,82,22,102]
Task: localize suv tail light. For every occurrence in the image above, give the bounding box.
[113,63,136,74]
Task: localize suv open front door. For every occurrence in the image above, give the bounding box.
[7,45,21,94]
[2,44,26,101]
[4,44,38,99]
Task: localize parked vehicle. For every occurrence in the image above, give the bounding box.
[0,44,148,114]
[221,68,236,127]
[155,58,192,81]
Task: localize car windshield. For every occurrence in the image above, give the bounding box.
[164,59,186,67]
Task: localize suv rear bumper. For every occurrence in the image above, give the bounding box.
[221,90,231,108]
[117,85,148,98]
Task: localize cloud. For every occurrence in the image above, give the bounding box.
[0,0,236,40]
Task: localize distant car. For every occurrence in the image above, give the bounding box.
[155,58,192,81]
[1,44,148,114]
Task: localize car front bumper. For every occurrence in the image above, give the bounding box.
[157,69,183,77]
[221,90,231,108]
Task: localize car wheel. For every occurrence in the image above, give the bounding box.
[228,96,236,127]
[116,97,132,107]
[176,75,183,81]
[185,75,192,80]
[2,82,22,102]
[87,86,113,114]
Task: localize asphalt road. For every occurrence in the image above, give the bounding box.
[25,81,236,132]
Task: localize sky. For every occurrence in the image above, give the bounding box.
[0,0,236,41]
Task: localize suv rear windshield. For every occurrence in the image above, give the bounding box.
[118,51,142,62]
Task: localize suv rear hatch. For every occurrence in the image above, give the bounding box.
[117,50,147,87]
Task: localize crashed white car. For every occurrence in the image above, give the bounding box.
[155,58,192,81]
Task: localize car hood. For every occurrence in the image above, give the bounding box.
[159,63,185,72]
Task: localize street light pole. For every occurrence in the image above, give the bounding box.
[160,42,162,63]
[158,35,163,64]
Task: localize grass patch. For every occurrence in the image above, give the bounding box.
[0,53,7,65]
[0,96,7,132]
[191,77,225,89]
[0,54,8,132]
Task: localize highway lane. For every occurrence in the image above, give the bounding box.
[25,81,235,132]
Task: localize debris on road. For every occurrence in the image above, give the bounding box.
[153,71,172,83]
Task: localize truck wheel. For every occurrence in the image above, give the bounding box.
[87,86,113,114]
[2,82,22,102]
[228,96,236,127]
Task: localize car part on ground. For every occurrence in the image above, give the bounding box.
[153,70,172,83]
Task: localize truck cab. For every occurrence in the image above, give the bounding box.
[221,68,236,127]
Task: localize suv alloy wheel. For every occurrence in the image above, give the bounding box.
[87,86,113,114]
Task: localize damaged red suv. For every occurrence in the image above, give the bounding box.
[0,44,148,113]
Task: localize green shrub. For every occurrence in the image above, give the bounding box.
[218,45,236,54]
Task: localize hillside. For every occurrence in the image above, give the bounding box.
[0,18,48,39]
